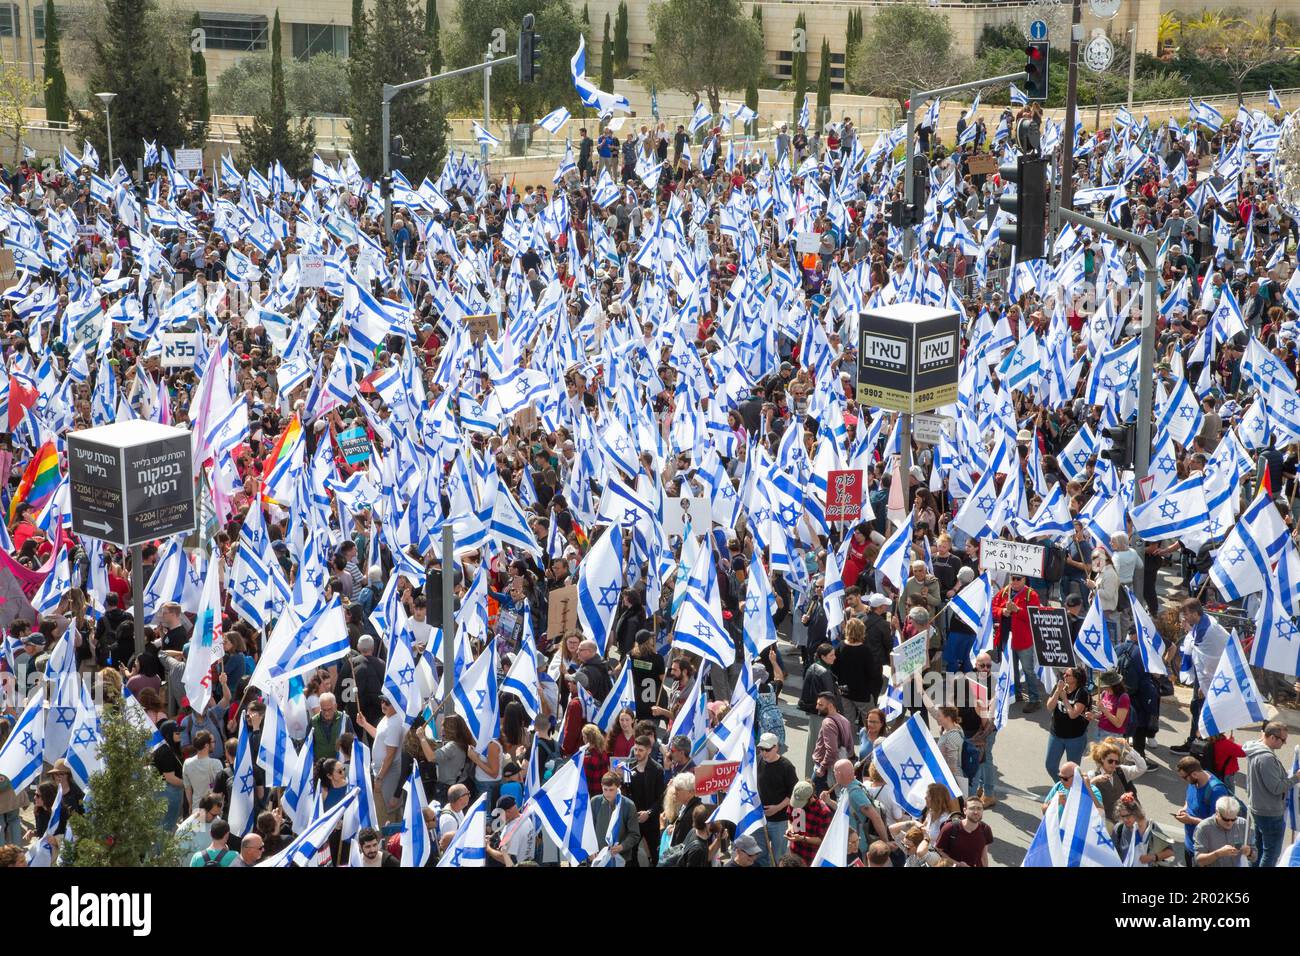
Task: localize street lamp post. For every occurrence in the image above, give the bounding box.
[95,92,117,172]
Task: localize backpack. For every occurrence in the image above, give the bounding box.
[960,737,982,780]
[1042,545,1067,582]
[658,840,689,868]
[202,848,234,867]
[1188,738,1224,780]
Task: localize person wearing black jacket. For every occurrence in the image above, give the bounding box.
[349,637,385,735]
[832,619,876,728]
[625,734,666,865]
[862,597,895,702]
[798,643,840,714]
[610,590,649,660]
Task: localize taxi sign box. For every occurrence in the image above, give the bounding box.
[68,422,196,548]
[855,304,960,414]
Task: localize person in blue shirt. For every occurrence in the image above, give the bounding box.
[1174,755,1232,867]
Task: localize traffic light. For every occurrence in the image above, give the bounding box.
[379,174,393,198]
[998,155,1048,260]
[388,134,411,172]
[518,14,540,84]
[1024,41,1049,102]
[1101,423,1135,470]
[888,198,907,228]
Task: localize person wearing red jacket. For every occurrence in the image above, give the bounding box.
[990,573,1044,711]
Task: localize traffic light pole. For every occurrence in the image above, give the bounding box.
[1056,207,1159,478]
[902,71,1027,259]
[1058,0,1083,214]
[381,53,519,237]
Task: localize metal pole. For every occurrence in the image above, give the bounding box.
[482,47,492,169]
[900,413,913,516]
[902,71,1027,259]
[441,523,455,705]
[131,543,145,658]
[105,103,114,172]
[1126,26,1137,110]
[381,90,392,239]
[1136,263,1156,478]
[1059,0,1082,212]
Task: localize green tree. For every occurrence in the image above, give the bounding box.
[349,0,448,182]
[42,0,67,124]
[189,12,210,131]
[815,37,830,132]
[646,0,763,116]
[63,706,182,867]
[849,2,964,113]
[214,54,350,116]
[1179,12,1294,105]
[744,5,762,135]
[601,12,613,91]
[613,0,629,76]
[0,56,47,163]
[444,0,582,129]
[791,10,807,128]
[75,0,190,170]
[425,0,442,75]
[238,11,316,178]
[582,2,589,29]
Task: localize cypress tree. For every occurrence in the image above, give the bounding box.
[42,0,67,124]
[425,0,441,74]
[815,37,830,133]
[238,10,315,178]
[613,0,628,77]
[744,5,762,137]
[600,12,613,91]
[189,11,210,129]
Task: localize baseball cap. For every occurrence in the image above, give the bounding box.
[495,795,517,811]
[733,834,762,856]
[867,594,891,609]
[757,732,779,751]
[790,781,815,809]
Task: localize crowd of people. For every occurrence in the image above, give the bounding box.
[0,77,1298,869]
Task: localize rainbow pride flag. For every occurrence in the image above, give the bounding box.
[9,440,59,524]
[261,414,304,505]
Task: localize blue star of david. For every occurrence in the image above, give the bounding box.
[239,769,255,795]
[240,576,261,597]
[977,494,996,512]
[451,848,464,865]
[474,689,488,709]
[270,594,286,615]
[1157,455,1177,476]
[779,503,799,525]
[1210,675,1233,697]
[1227,547,1247,566]
[977,399,991,418]
[1072,451,1089,468]
[622,507,640,524]
[54,706,76,729]
[597,582,623,610]
[1113,360,1131,377]
[1286,398,1300,416]
[398,663,415,687]
[1011,351,1026,367]
[1207,517,1223,536]
[1238,678,1256,702]
[899,757,924,786]
[1179,406,1194,420]
[1157,500,1180,520]
[739,782,759,805]
[562,797,574,816]
[1094,824,1115,849]
[744,595,760,616]
[72,725,97,747]
[613,436,632,455]
[1082,625,1102,650]
[695,622,716,640]
[721,484,736,499]
[20,731,37,755]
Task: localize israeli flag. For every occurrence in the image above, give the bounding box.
[591,659,637,733]
[709,743,765,836]
[343,736,377,841]
[1024,768,1122,866]
[227,714,259,838]
[873,511,914,590]
[1074,591,1116,670]
[1130,474,1210,541]
[689,101,713,135]
[1010,84,1028,107]
[1210,490,1289,601]
[401,768,433,867]
[437,791,489,867]
[453,640,501,757]
[0,692,46,791]
[517,748,598,863]
[951,572,995,658]
[261,790,358,868]
[473,122,501,148]
[537,106,571,134]
[1279,839,1300,867]
[798,93,811,130]
[1200,630,1266,736]
[742,551,779,659]
[1130,591,1169,677]
[872,712,961,817]
[383,620,423,726]
[811,793,854,867]
[672,543,736,668]
[502,613,542,719]
[1251,574,1300,682]
[1268,86,1283,110]
[577,527,624,654]
[1287,746,1299,836]
[1155,374,1203,446]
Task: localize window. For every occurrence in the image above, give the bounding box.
[0,3,20,37]
[33,4,68,40]
[198,12,268,51]
[291,22,348,59]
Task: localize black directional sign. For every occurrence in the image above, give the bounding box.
[68,423,196,548]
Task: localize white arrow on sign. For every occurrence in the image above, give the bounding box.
[83,519,115,534]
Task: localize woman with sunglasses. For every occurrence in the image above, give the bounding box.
[1112,793,1177,866]
[1045,666,1092,784]
[1087,738,1149,825]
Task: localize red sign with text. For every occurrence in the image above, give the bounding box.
[693,761,741,797]
[826,469,865,522]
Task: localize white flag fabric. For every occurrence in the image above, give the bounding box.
[810,793,853,867]
[181,556,225,713]
[577,526,624,654]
